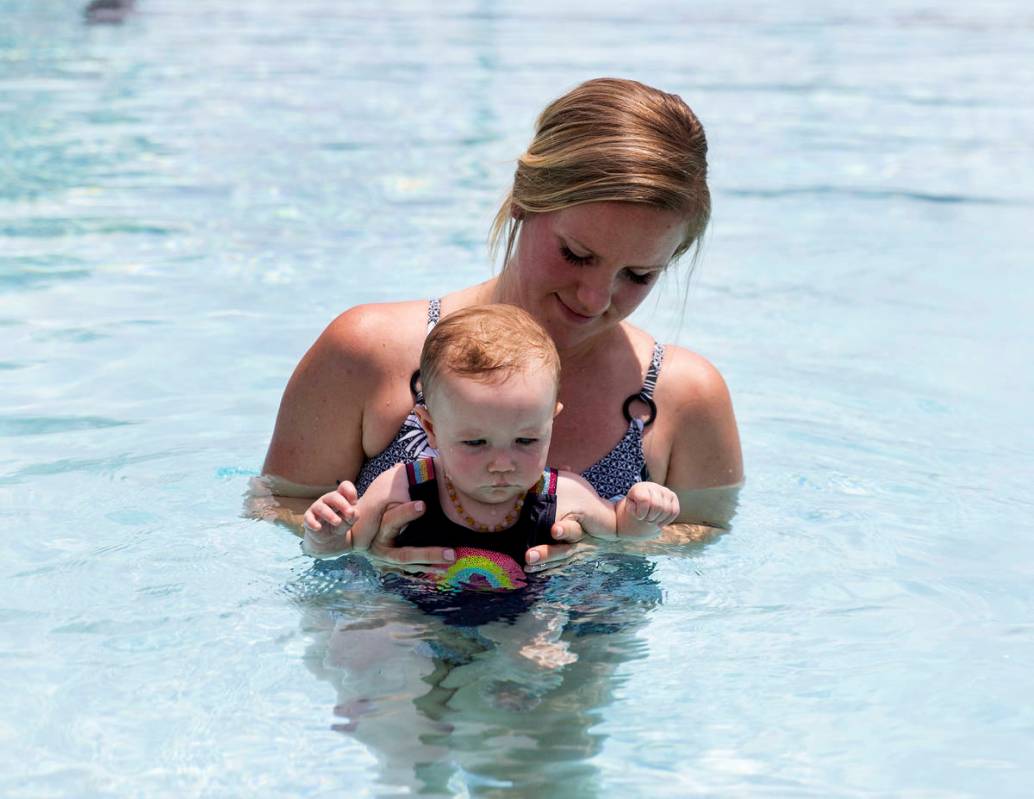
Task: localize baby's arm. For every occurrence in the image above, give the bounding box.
[302,465,411,558]
[614,481,681,538]
[554,474,679,541]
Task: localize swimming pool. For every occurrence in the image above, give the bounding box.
[2,0,1033,795]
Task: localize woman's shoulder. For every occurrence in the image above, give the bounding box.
[317,299,430,369]
[615,323,728,402]
[653,342,743,488]
[656,343,732,408]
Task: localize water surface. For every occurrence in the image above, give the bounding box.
[1,1,1033,796]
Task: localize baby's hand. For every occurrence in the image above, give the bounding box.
[302,481,359,557]
[618,482,680,538]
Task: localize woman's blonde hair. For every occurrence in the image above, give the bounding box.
[420,304,561,404]
[490,77,711,269]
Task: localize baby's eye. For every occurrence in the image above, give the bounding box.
[462,439,487,448]
[515,438,539,446]
[560,245,592,266]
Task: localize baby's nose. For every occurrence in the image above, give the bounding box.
[488,454,515,471]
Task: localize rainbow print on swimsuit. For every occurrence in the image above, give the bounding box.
[436,547,528,591]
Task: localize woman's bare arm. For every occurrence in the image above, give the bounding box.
[262,306,385,491]
[253,303,436,542]
[652,346,744,538]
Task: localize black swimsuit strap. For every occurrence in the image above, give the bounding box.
[621,342,665,426]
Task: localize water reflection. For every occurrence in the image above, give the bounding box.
[290,553,664,797]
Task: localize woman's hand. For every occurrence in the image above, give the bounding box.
[524,515,591,573]
[365,499,457,572]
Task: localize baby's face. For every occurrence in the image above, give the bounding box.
[421,365,561,506]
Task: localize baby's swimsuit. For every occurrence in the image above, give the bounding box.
[385,457,559,626]
[354,299,665,501]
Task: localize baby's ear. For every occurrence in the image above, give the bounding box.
[414,405,438,448]
[554,401,564,418]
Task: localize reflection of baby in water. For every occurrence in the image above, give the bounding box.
[301,305,678,720]
[297,551,668,794]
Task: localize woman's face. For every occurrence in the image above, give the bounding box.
[506,202,687,351]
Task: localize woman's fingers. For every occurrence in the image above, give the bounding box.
[550,517,586,543]
[373,500,425,544]
[369,543,455,566]
[366,500,454,566]
[524,542,576,573]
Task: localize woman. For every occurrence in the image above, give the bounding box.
[260,77,743,568]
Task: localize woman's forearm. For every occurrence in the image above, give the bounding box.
[245,475,335,536]
[674,483,742,529]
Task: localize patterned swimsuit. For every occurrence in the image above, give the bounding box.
[354,299,665,500]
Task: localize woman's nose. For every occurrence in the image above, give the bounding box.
[575,272,613,315]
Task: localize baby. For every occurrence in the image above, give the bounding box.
[302,303,679,589]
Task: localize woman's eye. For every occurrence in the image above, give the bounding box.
[624,269,656,286]
[560,246,592,266]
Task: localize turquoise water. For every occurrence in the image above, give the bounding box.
[2,1,1033,796]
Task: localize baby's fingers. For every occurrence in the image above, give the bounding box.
[314,501,345,528]
[303,507,323,532]
[630,494,657,522]
[327,498,358,528]
[336,480,359,504]
[661,493,681,525]
[626,484,653,519]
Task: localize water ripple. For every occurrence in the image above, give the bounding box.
[725,185,1028,206]
[0,415,130,438]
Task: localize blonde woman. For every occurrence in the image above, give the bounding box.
[261,77,743,569]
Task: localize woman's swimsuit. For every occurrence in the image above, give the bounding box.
[383,457,559,625]
[354,299,665,501]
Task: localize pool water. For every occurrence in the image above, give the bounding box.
[2,1,1033,796]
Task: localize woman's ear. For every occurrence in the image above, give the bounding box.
[510,203,525,220]
[414,405,439,449]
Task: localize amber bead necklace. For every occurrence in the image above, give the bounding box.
[444,474,524,532]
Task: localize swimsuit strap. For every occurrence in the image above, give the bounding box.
[427,298,442,331]
[621,342,665,426]
[410,299,443,402]
[641,342,665,400]
[405,457,436,486]
[530,467,559,497]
